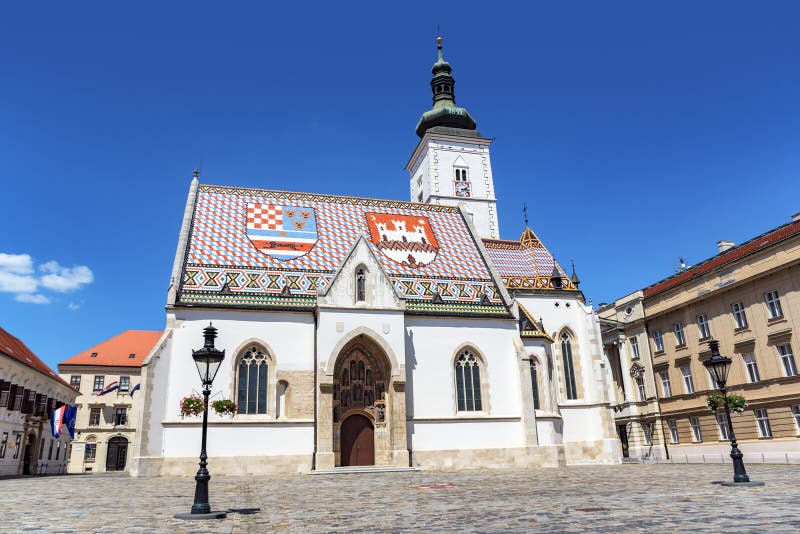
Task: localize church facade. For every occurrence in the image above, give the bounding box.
[130,39,620,476]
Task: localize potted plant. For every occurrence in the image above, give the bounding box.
[706,393,747,414]
[211,399,237,417]
[180,395,205,417]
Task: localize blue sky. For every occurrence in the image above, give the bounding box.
[1,1,798,369]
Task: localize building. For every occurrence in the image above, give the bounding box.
[599,292,668,461]
[131,38,620,476]
[603,214,800,461]
[58,330,161,473]
[0,327,77,477]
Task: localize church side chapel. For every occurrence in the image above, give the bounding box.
[130,37,620,476]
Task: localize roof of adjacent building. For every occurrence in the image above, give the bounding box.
[0,327,70,387]
[59,330,163,367]
[177,184,508,316]
[642,218,800,298]
[483,228,577,292]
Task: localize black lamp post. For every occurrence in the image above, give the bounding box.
[175,323,228,519]
[702,339,764,487]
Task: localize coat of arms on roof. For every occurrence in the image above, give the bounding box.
[246,202,318,261]
[365,213,439,268]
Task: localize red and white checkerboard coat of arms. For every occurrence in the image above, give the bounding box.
[365,213,439,268]
[246,202,318,261]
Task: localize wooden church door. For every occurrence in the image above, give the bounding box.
[340,414,374,466]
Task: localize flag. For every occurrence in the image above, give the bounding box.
[51,405,66,438]
[64,406,77,440]
[97,381,119,396]
[130,383,141,397]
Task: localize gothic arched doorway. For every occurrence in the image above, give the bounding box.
[106,436,128,471]
[340,414,374,466]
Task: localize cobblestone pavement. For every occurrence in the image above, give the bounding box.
[3,464,800,533]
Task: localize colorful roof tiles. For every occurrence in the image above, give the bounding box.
[178,185,507,314]
[59,330,162,367]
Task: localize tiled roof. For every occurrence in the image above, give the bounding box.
[59,330,162,367]
[0,327,70,387]
[517,303,553,341]
[643,219,800,298]
[482,228,576,291]
[178,185,507,314]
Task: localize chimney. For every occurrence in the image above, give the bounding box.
[792,211,800,222]
[717,240,735,253]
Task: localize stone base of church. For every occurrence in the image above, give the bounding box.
[563,438,622,465]
[410,445,566,470]
[139,454,314,476]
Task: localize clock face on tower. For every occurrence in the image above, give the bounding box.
[454,181,471,198]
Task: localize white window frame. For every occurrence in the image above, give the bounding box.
[731,302,748,329]
[754,408,772,438]
[667,419,679,444]
[696,314,711,339]
[743,353,760,383]
[630,337,640,359]
[791,405,800,435]
[706,368,720,390]
[659,371,672,398]
[119,376,130,392]
[716,413,731,441]
[681,366,695,394]
[689,416,702,442]
[778,344,798,377]
[673,322,686,346]
[636,375,646,401]
[653,330,664,352]
[764,290,783,319]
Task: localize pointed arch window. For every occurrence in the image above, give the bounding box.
[453,166,471,198]
[356,268,366,302]
[455,348,483,412]
[561,333,578,400]
[237,346,269,414]
[529,359,541,410]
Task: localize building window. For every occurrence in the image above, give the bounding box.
[89,407,101,427]
[791,405,800,434]
[529,360,540,410]
[93,376,105,393]
[636,376,646,401]
[455,348,483,412]
[754,408,772,438]
[764,290,783,319]
[681,366,695,394]
[716,413,731,441]
[84,443,96,462]
[417,191,423,202]
[0,432,7,458]
[642,422,653,446]
[653,330,664,352]
[39,439,44,460]
[55,442,60,460]
[453,168,471,198]
[673,322,686,346]
[743,353,760,383]
[48,439,54,460]
[630,337,640,359]
[114,407,127,427]
[237,346,269,415]
[560,333,578,400]
[70,375,82,391]
[659,371,672,398]
[355,268,366,302]
[119,376,130,392]
[706,368,720,390]
[689,417,702,442]
[778,344,798,377]
[731,302,748,329]
[696,314,711,339]
[667,420,679,444]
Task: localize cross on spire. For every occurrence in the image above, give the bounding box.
[523,203,529,227]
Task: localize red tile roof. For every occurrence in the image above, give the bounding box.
[643,219,800,298]
[59,330,163,367]
[0,327,71,387]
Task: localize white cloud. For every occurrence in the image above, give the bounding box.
[15,293,52,304]
[0,252,93,304]
[68,302,82,311]
[39,263,94,292]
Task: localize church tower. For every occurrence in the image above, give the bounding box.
[406,36,500,239]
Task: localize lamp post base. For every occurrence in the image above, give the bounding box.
[718,481,765,488]
[174,511,228,520]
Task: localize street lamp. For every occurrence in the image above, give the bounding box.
[703,339,764,487]
[175,323,228,519]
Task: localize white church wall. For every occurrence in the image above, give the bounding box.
[162,423,313,457]
[408,419,522,451]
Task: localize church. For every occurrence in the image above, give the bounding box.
[130,38,621,476]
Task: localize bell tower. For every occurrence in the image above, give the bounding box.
[406,36,500,239]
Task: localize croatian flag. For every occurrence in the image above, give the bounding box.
[130,383,141,397]
[51,405,66,438]
[97,381,119,396]
[64,406,78,440]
